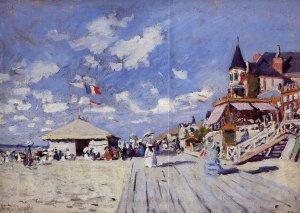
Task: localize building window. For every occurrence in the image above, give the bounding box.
[234,72,238,81]
[289,95,293,101]
[283,96,287,103]
[230,74,233,81]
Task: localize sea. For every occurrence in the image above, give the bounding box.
[0,144,49,153]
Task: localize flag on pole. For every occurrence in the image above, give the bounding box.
[85,83,101,95]
[90,85,101,95]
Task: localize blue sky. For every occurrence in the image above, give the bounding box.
[1,0,300,145]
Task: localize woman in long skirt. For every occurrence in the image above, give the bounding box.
[144,143,157,168]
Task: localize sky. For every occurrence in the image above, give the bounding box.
[1,0,300,145]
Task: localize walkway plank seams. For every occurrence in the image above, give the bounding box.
[117,154,299,213]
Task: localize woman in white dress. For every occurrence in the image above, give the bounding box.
[144,143,157,168]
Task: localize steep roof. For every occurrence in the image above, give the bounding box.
[249,53,295,84]
[254,52,300,75]
[229,44,246,70]
[42,119,110,140]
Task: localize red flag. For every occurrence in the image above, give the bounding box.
[90,85,101,95]
[89,99,101,105]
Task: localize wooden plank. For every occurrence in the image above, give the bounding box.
[170,166,209,213]
[132,160,148,213]
[117,161,134,213]
[175,160,225,213]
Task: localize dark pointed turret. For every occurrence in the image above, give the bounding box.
[229,37,246,70]
[192,116,196,124]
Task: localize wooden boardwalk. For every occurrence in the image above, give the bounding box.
[117,152,299,213]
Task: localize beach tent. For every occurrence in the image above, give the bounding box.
[42,118,116,156]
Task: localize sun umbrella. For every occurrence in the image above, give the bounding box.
[130,134,138,141]
[143,130,154,138]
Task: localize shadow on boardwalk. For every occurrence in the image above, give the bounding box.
[159,160,196,167]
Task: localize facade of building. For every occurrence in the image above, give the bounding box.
[207,41,300,129]
[228,41,299,99]
[281,83,300,119]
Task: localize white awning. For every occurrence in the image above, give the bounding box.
[251,103,278,111]
[206,104,227,125]
[231,103,253,111]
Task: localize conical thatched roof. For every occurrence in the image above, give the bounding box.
[42,119,110,140]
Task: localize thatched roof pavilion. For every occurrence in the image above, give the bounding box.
[42,118,118,156]
[42,118,110,140]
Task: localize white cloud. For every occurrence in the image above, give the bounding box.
[84,55,99,68]
[0,103,16,114]
[131,117,150,124]
[150,87,159,95]
[47,29,69,41]
[72,75,96,85]
[0,73,10,83]
[174,89,213,110]
[115,91,145,113]
[13,87,31,97]
[27,123,35,128]
[0,114,5,125]
[33,117,39,122]
[83,105,116,114]
[8,99,31,111]
[82,76,96,85]
[115,91,130,102]
[110,25,164,70]
[9,125,17,133]
[17,102,31,111]
[26,61,59,83]
[150,98,175,114]
[69,13,133,54]
[33,90,53,103]
[172,68,188,80]
[141,83,159,95]
[43,103,69,113]
[109,62,122,71]
[45,120,54,125]
[41,128,52,132]
[79,96,90,105]
[11,58,27,74]
[13,115,28,121]
[69,94,78,103]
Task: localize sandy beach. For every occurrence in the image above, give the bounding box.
[0,159,130,213]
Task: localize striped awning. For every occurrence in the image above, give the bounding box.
[231,102,253,111]
[206,104,227,125]
[251,103,278,111]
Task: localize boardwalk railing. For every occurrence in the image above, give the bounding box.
[228,119,300,164]
[227,123,284,164]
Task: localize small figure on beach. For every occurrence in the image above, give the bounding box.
[122,145,128,160]
[144,142,157,168]
[103,147,112,161]
[23,140,34,166]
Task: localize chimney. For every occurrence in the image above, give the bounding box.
[273,44,283,74]
[253,53,261,63]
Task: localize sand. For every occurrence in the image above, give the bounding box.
[0,159,130,213]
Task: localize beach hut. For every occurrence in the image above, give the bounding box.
[221,123,239,157]
[42,118,118,156]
